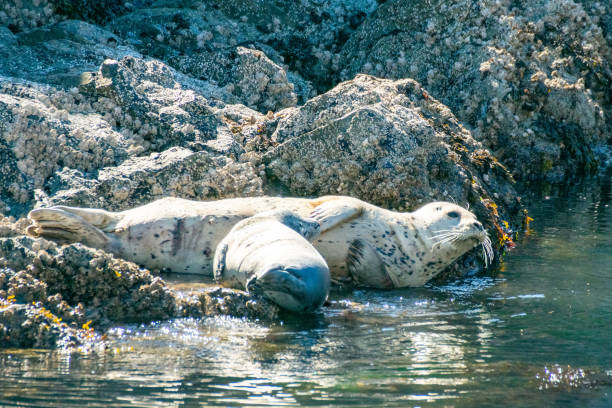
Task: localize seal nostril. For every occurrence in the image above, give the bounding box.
[473,221,484,230]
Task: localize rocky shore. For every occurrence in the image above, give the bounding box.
[0,0,609,348]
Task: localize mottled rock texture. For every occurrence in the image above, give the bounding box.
[0,233,277,349]
[338,0,610,182]
[0,0,609,347]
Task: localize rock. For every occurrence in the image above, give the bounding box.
[338,0,610,182]
[203,0,378,93]
[0,20,139,88]
[177,287,279,321]
[43,147,264,211]
[0,236,276,349]
[0,78,130,216]
[108,6,306,111]
[0,26,16,45]
[0,296,99,350]
[77,55,258,154]
[0,1,61,33]
[0,53,266,217]
[231,47,297,110]
[265,74,520,220]
[0,237,177,325]
[51,0,130,25]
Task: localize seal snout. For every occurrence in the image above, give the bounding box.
[472,220,485,232]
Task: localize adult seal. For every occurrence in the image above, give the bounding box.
[213,210,330,313]
[26,196,493,288]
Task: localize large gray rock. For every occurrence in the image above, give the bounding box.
[338,0,610,182]
[265,75,519,215]
[0,52,267,216]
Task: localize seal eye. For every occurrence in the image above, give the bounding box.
[447,211,460,219]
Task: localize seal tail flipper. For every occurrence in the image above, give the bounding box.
[310,200,362,233]
[26,207,112,249]
[39,206,119,230]
[247,268,314,313]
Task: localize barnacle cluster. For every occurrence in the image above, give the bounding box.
[338,0,609,182]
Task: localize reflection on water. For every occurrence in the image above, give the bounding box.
[1,172,611,407]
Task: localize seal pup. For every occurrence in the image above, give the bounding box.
[26,196,492,288]
[213,210,330,313]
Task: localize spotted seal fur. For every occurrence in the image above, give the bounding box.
[26,196,492,288]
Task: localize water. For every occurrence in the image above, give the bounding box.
[1,174,610,407]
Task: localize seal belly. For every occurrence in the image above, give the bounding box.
[115,214,241,274]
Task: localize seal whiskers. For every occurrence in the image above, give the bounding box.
[481,235,494,266]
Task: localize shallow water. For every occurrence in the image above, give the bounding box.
[1,173,611,407]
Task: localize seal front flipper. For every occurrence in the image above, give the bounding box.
[212,242,230,284]
[310,200,363,233]
[347,239,395,288]
[27,207,112,249]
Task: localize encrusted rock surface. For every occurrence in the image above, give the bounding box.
[338,0,610,182]
[0,233,277,349]
[0,0,609,347]
[265,75,519,213]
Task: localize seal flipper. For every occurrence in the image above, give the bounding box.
[212,242,228,283]
[347,239,395,288]
[247,268,312,313]
[27,207,112,249]
[310,200,362,233]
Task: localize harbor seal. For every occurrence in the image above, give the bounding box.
[213,210,330,313]
[26,195,492,288]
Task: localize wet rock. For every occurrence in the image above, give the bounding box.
[0,237,177,326]
[338,0,610,183]
[0,297,99,349]
[0,236,278,349]
[177,287,279,321]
